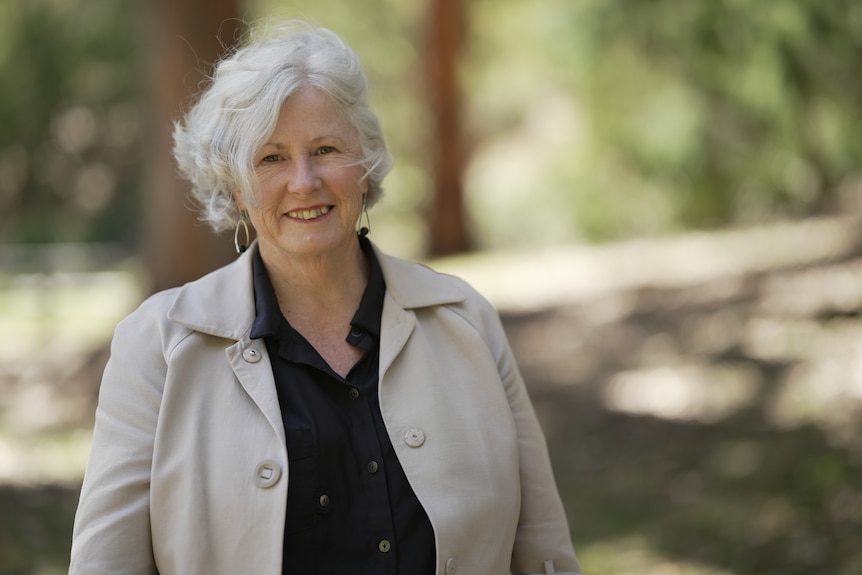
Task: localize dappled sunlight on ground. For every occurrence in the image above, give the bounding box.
[578,535,737,575]
[434,213,861,311]
[0,430,91,486]
[604,363,761,423]
[437,213,862,451]
[0,270,141,363]
[0,264,142,488]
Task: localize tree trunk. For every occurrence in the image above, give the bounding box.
[426,0,469,256]
[142,0,243,293]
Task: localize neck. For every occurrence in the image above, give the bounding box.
[258,238,369,316]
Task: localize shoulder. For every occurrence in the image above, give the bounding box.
[376,249,504,335]
[111,287,191,357]
[121,287,181,327]
[377,249,489,305]
[115,288,178,331]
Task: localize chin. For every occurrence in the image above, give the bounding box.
[277,233,355,258]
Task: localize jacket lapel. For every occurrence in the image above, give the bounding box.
[379,296,416,381]
[225,338,286,445]
[166,244,285,444]
[374,244,467,381]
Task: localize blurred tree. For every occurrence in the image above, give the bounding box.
[464,0,862,246]
[426,0,470,256]
[142,0,243,292]
[0,0,143,247]
[577,0,862,229]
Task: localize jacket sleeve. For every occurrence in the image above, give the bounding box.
[69,295,175,575]
[475,300,584,575]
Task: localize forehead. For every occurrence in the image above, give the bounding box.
[271,85,356,139]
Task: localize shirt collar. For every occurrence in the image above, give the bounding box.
[249,235,386,341]
[249,248,282,339]
[352,235,385,338]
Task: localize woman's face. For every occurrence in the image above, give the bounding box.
[240,86,367,262]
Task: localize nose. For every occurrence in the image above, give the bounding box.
[286,156,321,195]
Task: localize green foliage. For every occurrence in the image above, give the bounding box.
[465,0,862,246]
[588,0,862,222]
[0,0,143,245]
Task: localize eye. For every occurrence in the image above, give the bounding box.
[261,154,281,163]
[316,145,336,156]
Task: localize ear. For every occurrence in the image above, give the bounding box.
[233,191,247,212]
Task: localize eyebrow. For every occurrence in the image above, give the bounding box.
[261,134,348,148]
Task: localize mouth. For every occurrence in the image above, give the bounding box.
[285,205,332,221]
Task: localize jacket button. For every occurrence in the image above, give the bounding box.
[378,539,391,553]
[446,557,457,574]
[242,348,261,363]
[254,459,281,488]
[404,428,425,448]
[367,460,379,474]
[348,387,360,400]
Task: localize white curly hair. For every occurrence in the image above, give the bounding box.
[172,21,392,233]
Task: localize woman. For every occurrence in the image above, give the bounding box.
[70,22,583,575]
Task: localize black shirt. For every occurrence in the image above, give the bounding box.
[249,237,436,574]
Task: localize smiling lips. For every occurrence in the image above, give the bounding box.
[286,205,331,220]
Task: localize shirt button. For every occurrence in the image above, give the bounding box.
[319,494,330,507]
[378,539,391,553]
[350,327,363,337]
[349,387,360,400]
[242,348,261,363]
[367,460,379,474]
[446,557,457,574]
[404,428,426,448]
[253,459,281,488]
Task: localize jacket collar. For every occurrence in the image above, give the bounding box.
[167,244,258,341]
[371,242,466,309]
[167,240,466,340]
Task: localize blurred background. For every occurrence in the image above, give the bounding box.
[1,0,861,573]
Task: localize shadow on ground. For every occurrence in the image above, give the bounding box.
[511,262,862,574]
[533,383,861,573]
[0,483,79,575]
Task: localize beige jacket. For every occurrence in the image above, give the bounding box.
[70,243,582,575]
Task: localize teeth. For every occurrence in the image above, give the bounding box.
[287,206,330,220]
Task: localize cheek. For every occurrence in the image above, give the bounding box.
[340,169,368,201]
[255,173,283,202]
[245,195,283,231]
